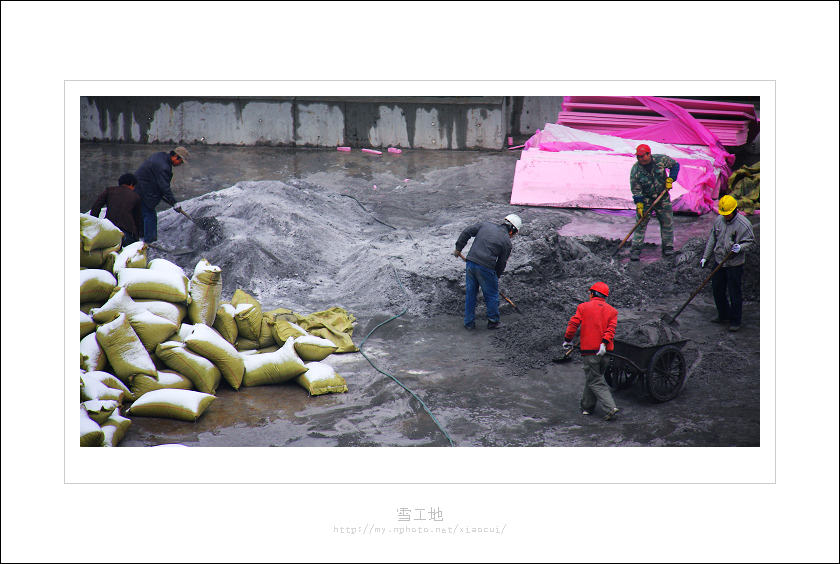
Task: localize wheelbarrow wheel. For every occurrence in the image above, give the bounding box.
[604,361,637,391]
[645,345,686,402]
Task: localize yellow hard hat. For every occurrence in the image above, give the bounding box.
[718,195,738,215]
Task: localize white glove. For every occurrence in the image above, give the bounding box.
[597,343,607,356]
[700,258,706,268]
[731,243,741,253]
[562,340,573,349]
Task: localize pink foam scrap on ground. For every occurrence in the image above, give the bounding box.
[362,149,382,155]
[337,147,351,151]
[387,148,402,153]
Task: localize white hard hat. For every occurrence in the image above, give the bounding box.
[504,214,523,232]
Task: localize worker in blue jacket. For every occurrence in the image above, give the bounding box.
[454,214,522,330]
[134,146,189,243]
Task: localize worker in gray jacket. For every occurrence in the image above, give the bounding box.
[454,214,522,330]
[701,195,756,332]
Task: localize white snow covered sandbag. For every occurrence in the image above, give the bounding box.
[185,323,244,390]
[117,268,188,303]
[83,370,134,402]
[148,258,191,302]
[212,304,238,344]
[80,332,108,373]
[101,412,132,447]
[166,323,195,343]
[126,389,216,422]
[135,299,188,326]
[188,258,223,327]
[113,241,148,271]
[91,288,178,352]
[80,374,124,404]
[80,213,123,252]
[83,399,119,425]
[80,269,117,303]
[80,242,121,269]
[131,369,194,400]
[295,361,348,396]
[81,311,96,338]
[155,341,221,395]
[95,313,157,383]
[270,319,308,346]
[241,337,308,387]
[80,405,104,447]
[293,335,339,362]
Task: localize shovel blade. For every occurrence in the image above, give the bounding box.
[661,312,680,327]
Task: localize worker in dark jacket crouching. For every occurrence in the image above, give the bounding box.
[564,282,620,421]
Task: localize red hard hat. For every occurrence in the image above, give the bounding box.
[590,282,609,297]
[635,144,651,155]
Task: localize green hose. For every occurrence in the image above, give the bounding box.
[357,262,455,447]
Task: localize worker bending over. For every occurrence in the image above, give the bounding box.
[454,214,522,330]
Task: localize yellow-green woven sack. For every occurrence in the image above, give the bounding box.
[127,389,216,422]
[296,362,348,396]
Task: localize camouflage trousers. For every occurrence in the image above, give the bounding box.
[632,197,674,251]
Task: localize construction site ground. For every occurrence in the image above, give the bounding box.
[79,144,763,454]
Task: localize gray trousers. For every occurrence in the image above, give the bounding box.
[581,354,616,413]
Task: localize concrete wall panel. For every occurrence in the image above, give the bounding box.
[296,102,345,147]
[80,96,508,149]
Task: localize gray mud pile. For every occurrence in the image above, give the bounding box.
[615,320,683,346]
[153,179,759,378]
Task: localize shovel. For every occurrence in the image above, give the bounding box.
[661,249,734,325]
[457,251,521,312]
[612,186,670,256]
[173,205,224,246]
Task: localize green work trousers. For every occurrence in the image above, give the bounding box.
[632,198,674,251]
[581,354,616,413]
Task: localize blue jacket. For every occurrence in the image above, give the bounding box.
[135,152,177,209]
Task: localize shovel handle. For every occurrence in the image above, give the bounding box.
[667,249,735,323]
[613,186,670,255]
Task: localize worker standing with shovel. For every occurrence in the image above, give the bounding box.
[454,214,522,330]
[701,195,756,332]
[628,144,680,260]
[134,146,189,243]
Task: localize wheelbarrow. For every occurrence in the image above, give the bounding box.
[604,338,689,402]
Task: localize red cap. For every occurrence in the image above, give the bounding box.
[635,144,651,155]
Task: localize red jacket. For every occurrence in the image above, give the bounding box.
[564,296,617,355]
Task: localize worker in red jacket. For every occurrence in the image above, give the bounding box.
[563,282,620,421]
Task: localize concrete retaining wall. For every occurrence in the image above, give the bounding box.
[80,96,512,150]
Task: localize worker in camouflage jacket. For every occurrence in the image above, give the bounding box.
[628,144,680,260]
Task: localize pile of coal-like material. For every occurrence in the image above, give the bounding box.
[616,320,683,346]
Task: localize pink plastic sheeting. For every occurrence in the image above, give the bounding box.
[560,95,759,145]
[537,141,614,152]
[510,123,724,214]
[550,96,738,214]
[510,149,690,210]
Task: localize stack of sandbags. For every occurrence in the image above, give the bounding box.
[80,213,123,270]
[79,228,353,446]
